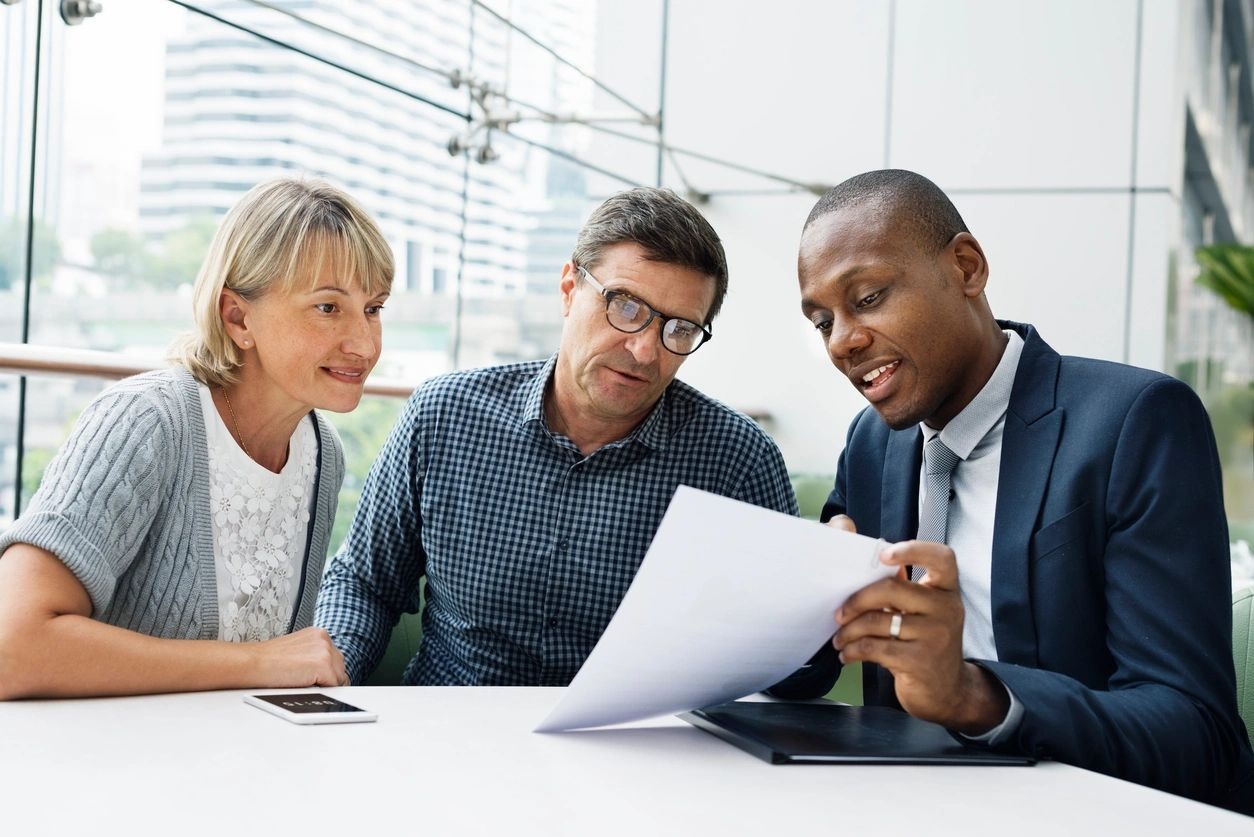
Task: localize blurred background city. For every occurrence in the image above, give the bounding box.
[1,0,1251,578]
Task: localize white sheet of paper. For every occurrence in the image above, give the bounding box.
[535,486,895,732]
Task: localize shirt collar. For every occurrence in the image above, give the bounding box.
[517,353,671,453]
[518,354,557,427]
[919,329,1025,459]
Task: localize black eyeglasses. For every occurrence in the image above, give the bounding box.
[578,266,712,356]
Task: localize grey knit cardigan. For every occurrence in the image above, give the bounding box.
[0,367,344,639]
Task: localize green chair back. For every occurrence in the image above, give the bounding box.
[1235,586,1254,747]
[790,474,834,521]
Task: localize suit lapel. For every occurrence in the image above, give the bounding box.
[991,322,1063,666]
[881,427,922,542]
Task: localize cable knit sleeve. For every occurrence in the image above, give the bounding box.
[0,386,172,615]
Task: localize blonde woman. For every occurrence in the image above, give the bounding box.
[0,178,393,698]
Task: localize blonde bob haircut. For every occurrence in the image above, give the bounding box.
[172,177,394,388]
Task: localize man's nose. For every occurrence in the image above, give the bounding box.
[623,322,661,364]
[827,318,871,362]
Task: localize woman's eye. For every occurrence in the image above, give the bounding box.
[315,303,337,314]
[813,319,832,334]
[366,304,385,315]
[856,290,882,309]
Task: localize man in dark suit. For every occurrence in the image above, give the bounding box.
[786,169,1252,812]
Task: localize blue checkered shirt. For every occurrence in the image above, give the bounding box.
[315,355,797,685]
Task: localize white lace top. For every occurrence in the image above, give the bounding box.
[198,385,318,642]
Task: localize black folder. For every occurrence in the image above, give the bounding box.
[681,701,1036,766]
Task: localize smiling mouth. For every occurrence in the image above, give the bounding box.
[858,360,900,392]
[323,367,367,384]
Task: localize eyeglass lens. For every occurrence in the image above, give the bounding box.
[606,294,704,354]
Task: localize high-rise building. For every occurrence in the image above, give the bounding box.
[139,0,593,305]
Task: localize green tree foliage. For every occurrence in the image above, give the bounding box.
[1195,244,1254,319]
[1192,244,1254,543]
[90,228,148,280]
[324,396,407,553]
[90,216,218,290]
[146,216,218,289]
[0,217,61,290]
[1204,381,1254,541]
[20,446,55,506]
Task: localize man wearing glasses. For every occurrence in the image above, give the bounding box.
[315,187,796,686]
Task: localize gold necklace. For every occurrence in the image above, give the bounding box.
[219,387,251,458]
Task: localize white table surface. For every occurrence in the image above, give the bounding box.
[1,686,1246,835]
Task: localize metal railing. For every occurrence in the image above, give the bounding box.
[0,342,418,399]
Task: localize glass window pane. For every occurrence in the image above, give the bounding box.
[0,0,41,524]
[5,0,648,543]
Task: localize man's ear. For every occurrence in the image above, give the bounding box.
[559,262,579,316]
[949,232,990,298]
[219,289,253,348]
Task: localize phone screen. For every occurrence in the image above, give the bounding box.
[250,693,367,715]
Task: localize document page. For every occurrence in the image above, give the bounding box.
[535,486,894,732]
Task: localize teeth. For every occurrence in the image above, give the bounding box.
[861,362,896,384]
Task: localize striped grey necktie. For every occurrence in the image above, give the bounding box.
[912,436,961,582]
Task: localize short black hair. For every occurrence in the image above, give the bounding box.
[572,187,728,322]
[803,169,969,253]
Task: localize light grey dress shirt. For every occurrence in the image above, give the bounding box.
[918,330,1025,743]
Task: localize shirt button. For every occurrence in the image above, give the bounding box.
[547,617,559,628]
[557,539,570,551]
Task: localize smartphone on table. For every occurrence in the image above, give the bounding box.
[243,692,377,725]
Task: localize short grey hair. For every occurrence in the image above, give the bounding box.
[572,187,728,322]
[171,177,394,388]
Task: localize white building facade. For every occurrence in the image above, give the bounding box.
[586,0,1253,509]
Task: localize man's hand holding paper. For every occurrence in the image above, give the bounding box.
[832,533,1010,735]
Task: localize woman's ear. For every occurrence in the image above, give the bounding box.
[219,289,253,349]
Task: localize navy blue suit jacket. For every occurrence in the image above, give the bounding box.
[796,322,1252,810]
